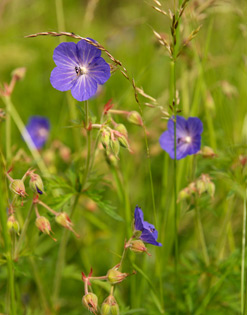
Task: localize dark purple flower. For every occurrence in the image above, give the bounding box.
[159,116,203,160]
[134,206,162,246]
[25,116,50,149]
[50,38,111,102]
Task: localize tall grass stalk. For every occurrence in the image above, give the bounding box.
[1,96,48,175]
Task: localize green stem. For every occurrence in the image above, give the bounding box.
[55,0,65,35]
[82,100,91,188]
[52,193,80,307]
[1,96,49,175]
[0,155,16,314]
[195,203,209,266]
[241,188,247,314]
[5,96,11,161]
[14,202,34,259]
[28,256,50,312]
[171,58,179,313]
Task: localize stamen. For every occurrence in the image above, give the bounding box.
[185,136,192,143]
[75,66,88,76]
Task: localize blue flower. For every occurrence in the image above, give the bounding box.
[134,206,162,246]
[159,116,203,160]
[25,116,50,149]
[50,38,111,102]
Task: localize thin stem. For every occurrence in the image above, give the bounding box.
[28,256,50,312]
[82,100,92,188]
[241,188,247,314]
[14,202,34,259]
[52,193,80,306]
[1,96,49,175]
[0,156,16,314]
[5,95,11,161]
[195,202,209,266]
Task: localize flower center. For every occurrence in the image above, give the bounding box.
[177,136,192,144]
[75,66,88,76]
[37,128,49,138]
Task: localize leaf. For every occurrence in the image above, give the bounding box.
[86,190,123,221]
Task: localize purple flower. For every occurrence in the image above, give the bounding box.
[134,206,162,246]
[159,116,203,160]
[25,116,50,149]
[50,38,111,102]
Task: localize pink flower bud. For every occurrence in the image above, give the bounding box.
[127,111,143,126]
[29,172,44,195]
[35,216,51,235]
[7,215,20,234]
[107,266,128,284]
[9,180,27,197]
[128,240,151,256]
[55,212,79,238]
[82,293,98,314]
[101,295,119,315]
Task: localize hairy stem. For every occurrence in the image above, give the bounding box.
[14,202,34,259]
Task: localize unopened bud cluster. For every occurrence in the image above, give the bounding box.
[6,167,78,240]
[177,173,215,202]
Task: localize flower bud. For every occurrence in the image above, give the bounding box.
[117,134,130,151]
[55,212,79,237]
[127,111,143,126]
[11,67,26,80]
[200,146,217,158]
[101,129,111,149]
[35,216,51,235]
[101,295,119,315]
[107,267,128,284]
[29,173,44,195]
[206,181,215,198]
[177,187,191,202]
[109,138,120,157]
[9,180,26,197]
[7,215,20,234]
[105,152,118,167]
[196,179,207,195]
[128,240,150,255]
[115,124,128,138]
[82,293,98,314]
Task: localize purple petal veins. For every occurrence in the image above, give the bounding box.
[50,38,111,102]
[159,116,203,160]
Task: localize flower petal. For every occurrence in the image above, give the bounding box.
[70,75,98,101]
[53,42,79,69]
[25,116,50,149]
[176,142,191,159]
[140,229,162,246]
[159,130,175,159]
[134,206,144,231]
[187,117,203,136]
[143,221,158,240]
[188,134,201,155]
[88,57,111,84]
[50,67,76,92]
[76,39,101,65]
[168,116,188,138]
